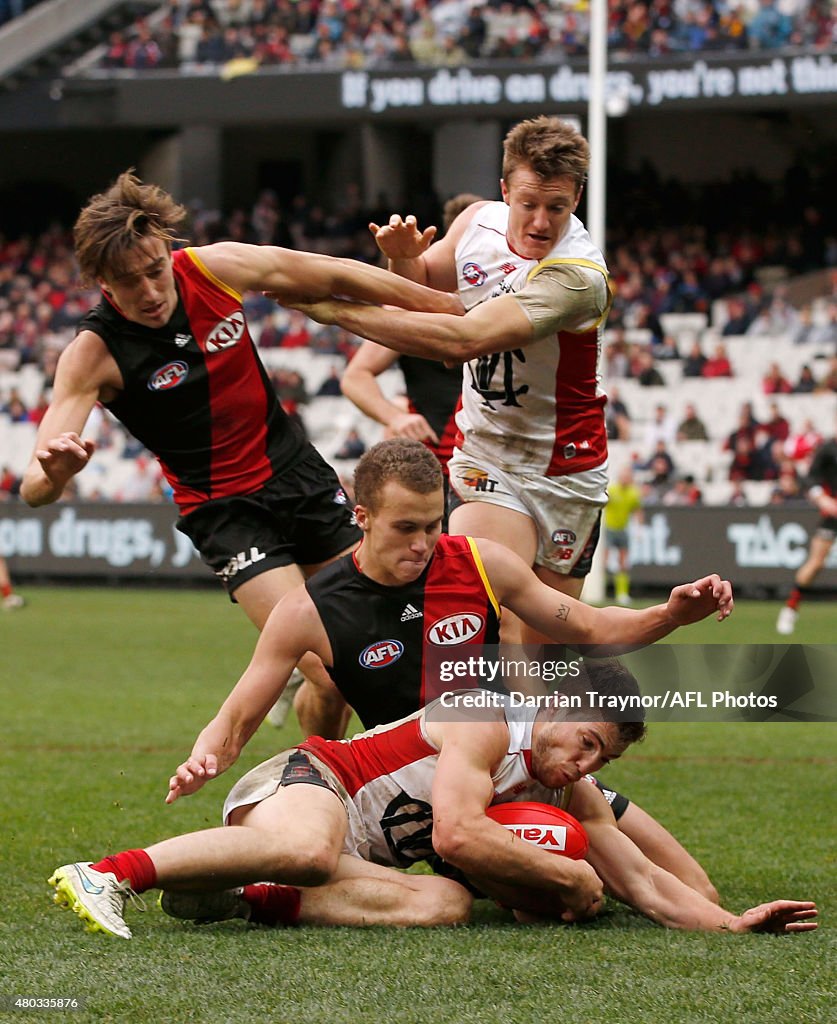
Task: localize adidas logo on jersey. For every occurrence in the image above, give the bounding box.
[400,604,423,622]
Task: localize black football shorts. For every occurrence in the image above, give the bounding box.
[177,446,360,597]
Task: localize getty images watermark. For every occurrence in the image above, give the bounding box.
[423,644,837,723]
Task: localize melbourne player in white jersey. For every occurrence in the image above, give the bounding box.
[284,116,611,604]
[449,198,610,579]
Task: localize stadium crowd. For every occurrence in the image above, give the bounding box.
[85,0,837,73]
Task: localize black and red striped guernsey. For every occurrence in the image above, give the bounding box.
[398,355,461,476]
[79,247,307,513]
[305,533,501,728]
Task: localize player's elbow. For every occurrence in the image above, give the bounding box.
[432,822,481,873]
[20,476,51,508]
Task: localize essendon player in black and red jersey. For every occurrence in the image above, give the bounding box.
[166,438,734,901]
[20,171,461,733]
[340,195,481,493]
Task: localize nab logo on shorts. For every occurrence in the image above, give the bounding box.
[205,311,245,352]
[462,262,487,287]
[359,639,404,669]
[427,613,484,645]
[148,360,188,391]
[505,824,568,850]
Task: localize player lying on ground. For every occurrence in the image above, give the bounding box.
[48,662,817,939]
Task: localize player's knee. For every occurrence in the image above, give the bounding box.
[413,879,473,926]
[268,838,339,887]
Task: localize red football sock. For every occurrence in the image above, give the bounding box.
[90,850,157,893]
[0,583,11,598]
[242,883,301,926]
[787,587,803,610]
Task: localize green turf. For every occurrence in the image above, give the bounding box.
[1,587,834,1023]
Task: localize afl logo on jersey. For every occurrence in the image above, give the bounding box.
[148,360,188,391]
[427,613,484,646]
[462,262,487,287]
[359,639,404,669]
[205,310,245,352]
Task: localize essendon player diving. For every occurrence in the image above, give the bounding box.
[20,170,460,642]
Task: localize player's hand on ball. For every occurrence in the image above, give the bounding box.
[559,860,605,922]
[666,573,734,624]
[166,754,218,804]
[728,900,818,934]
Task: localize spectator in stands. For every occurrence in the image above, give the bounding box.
[315,366,343,397]
[762,401,790,444]
[762,361,793,395]
[662,474,703,507]
[819,356,837,392]
[784,418,823,463]
[635,348,665,387]
[117,454,165,503]
[3,390,28,423]
[676,403,709,442]
[720,295,756,336]
[747,286,800,338]
[748,0,793,48]
[793,364,818,393]
[605,385,631,441]
[643,403,677,449]
[681,340,708,377]
[334,427,366,460]
[651,333,680,361]
[729,434,769,482]
[605,327,630,378]
[0,464,20,499]
[280,309,313,348]
[725,402,761,452]
[702,341,733,378]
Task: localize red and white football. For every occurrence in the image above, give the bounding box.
[486,801,589,860]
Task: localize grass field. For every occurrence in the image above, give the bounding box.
[2,586,834,1024]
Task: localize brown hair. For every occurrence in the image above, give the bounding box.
[353,438,443,511]
[502,116,589,192]
[442,192,483,232]
[550,658,647,746]
[73,170,187,284]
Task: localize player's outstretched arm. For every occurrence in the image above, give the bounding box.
[475,538,733,646]
[284,291,534,363]
[572,784,817,933]
[166,587,329,803]
[196,241,462,316]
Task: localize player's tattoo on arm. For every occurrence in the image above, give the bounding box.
[555,604,570,621]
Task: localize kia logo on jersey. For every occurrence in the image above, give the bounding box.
[461,262,487,287]
[148,360,189,391]
[427,613,484,645]
[205,310,245,352]
[359,639,404,669]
